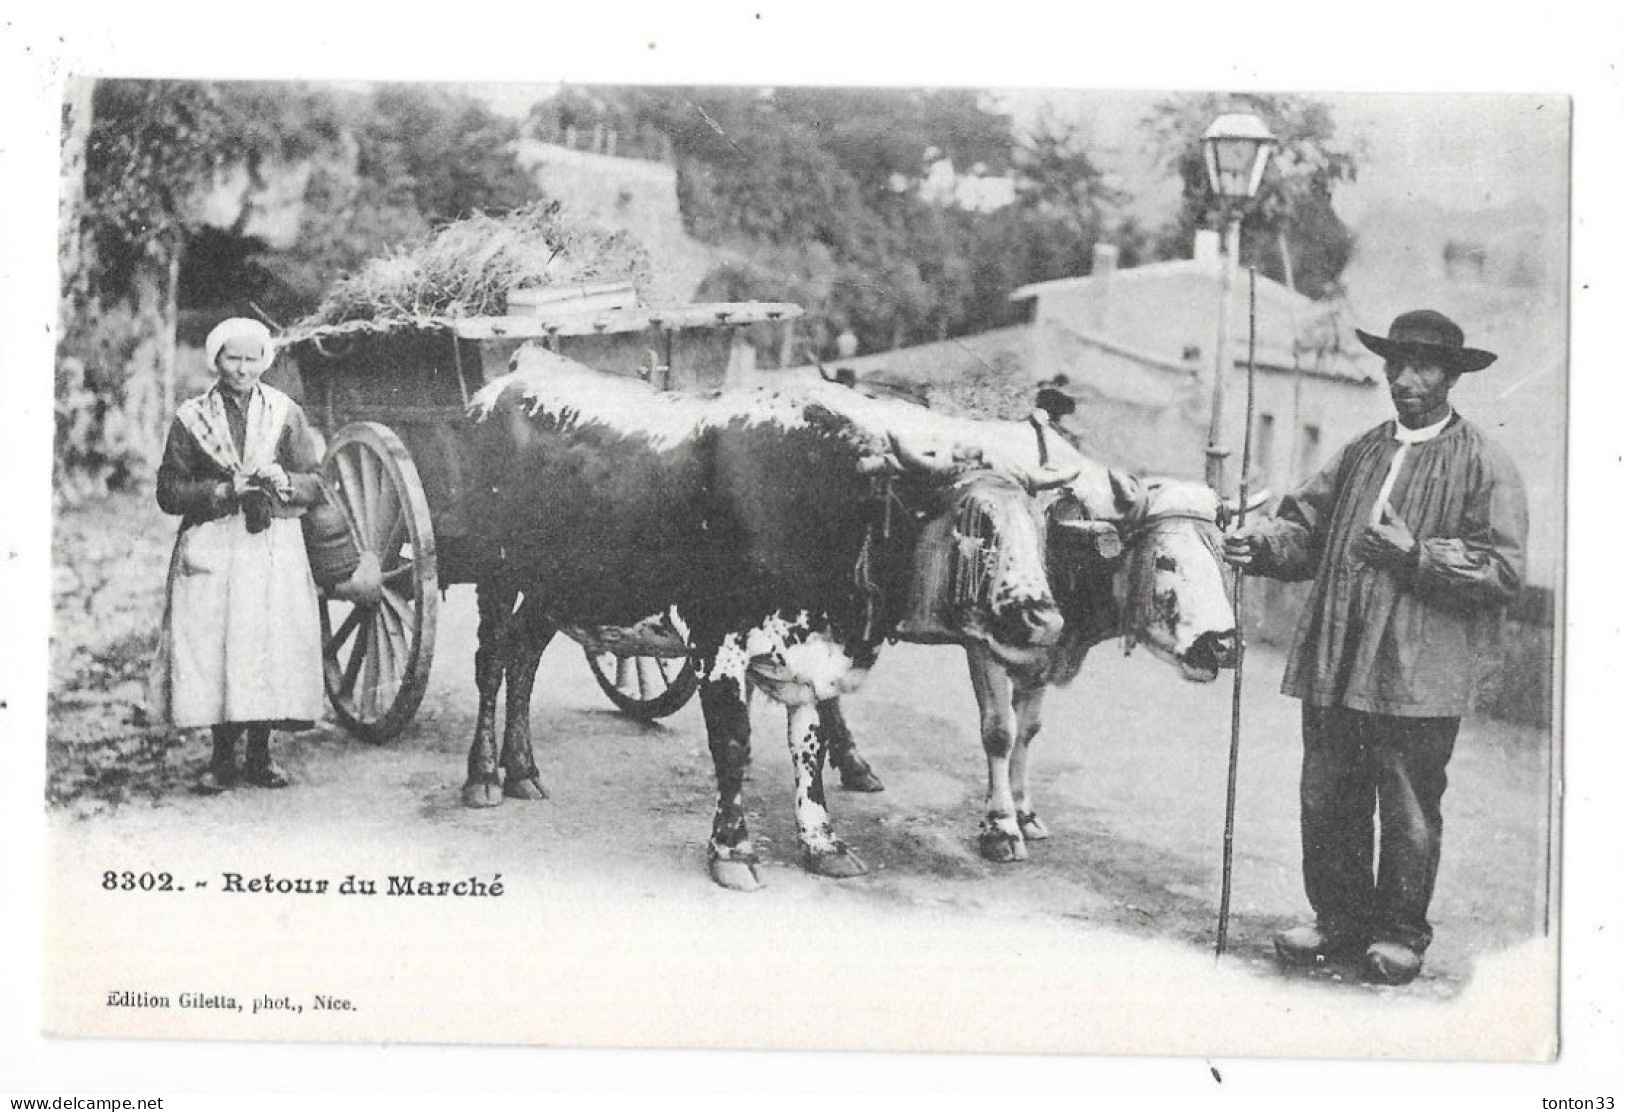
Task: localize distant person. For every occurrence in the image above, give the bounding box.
[1222,309,1527,985]
[150,318,326,792]
[1034,376,1078,426]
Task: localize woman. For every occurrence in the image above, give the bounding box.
[150,318,325,792]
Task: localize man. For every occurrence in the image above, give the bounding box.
[1034,375,1079,426]
[1224,309,1528,985]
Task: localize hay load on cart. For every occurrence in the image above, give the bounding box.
[272,203,802,739]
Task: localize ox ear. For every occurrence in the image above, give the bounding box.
[1109,469,1147,519]
[1217,488,1273,529]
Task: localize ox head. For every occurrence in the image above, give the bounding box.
[882,434,1067,667]
[1113,479,1242,683]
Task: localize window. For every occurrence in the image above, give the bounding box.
[1255,413,1275,483]
[1298,424,1322,478]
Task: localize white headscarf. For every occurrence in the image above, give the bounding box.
[205,317,275,375]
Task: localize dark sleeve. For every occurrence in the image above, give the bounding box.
[1247,440,1351,582]
[156,418,231,518]
[277,403,327,507]
[1412,440,1527,610]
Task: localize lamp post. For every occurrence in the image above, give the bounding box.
[1201,111,1277,492]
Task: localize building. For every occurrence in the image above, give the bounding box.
[1009,233,1387,494]
[794,231,1387,497]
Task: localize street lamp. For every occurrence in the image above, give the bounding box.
[1201,111,1277,492]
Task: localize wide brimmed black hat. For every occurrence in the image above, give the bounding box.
[1355,309,1497,373]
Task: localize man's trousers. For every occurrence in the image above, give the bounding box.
[1299,703,1461,953]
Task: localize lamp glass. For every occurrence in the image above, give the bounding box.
[1200,113,1278,201]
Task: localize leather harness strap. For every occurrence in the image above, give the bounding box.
[1028,412,1051,467]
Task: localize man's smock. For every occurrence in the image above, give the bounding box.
[1247,414,1527,717]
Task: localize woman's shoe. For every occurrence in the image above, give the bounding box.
[243,760,291,789]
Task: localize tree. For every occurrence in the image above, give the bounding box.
[69,80,237,472]
[361,84,538,222]
[1013,108,1123,239]
[1145,92,1361,299]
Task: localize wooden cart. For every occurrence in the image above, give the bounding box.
[276,300,803,741]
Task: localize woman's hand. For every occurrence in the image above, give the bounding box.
[252,464,293,497]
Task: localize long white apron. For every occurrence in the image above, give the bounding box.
[150,386,324,727]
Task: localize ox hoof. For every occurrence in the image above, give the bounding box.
[461,780,505,809]
[708,851,764,892]
[838,762,886,793]
[803,846,868,879]
[503,775,549,801]
[1017,811,1051,841]
[978,828,1028,864]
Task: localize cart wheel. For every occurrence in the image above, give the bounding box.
[319,422,438,742]
[585,651,699,721]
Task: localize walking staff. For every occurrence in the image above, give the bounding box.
[1216,267,1259,958]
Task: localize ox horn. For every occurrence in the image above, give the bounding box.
[888,432,957,476]
[1021,466,1080,494]
[1218,486,1273,526]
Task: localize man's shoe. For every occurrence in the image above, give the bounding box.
[1364,941,1423,985]
[1274,923,1360,966]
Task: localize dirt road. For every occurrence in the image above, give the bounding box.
[43,493,1556,1054]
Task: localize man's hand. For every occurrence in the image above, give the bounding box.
[1223,521,1266,569]
[228,472,256,499]
[1356,500,1418,571]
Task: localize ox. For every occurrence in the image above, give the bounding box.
[815,408,1245,863]
[460,348,1074,890]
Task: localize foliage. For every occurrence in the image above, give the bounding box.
[555,86,1055,355]
[1145,92,1361,298]
[54,309,151,502]
[358,84,539,222]
[80,80,233,302]
[302,200,651,326]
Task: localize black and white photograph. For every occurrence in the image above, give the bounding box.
[2,6,1620,1105]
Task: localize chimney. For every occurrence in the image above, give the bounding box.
[1194,228,1222,269]
[1092,242,1119,276]
[1087,242,1119,332]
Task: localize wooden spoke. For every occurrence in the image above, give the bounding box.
[371,609,397,703]
[637,656,660,699]
[325,606,364,657]
[374,478,404,554]
[359,447,383,543]
[359,614,379,720]
[335,450,367,543]
[339,618,369,697]
[379,584,413,630]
